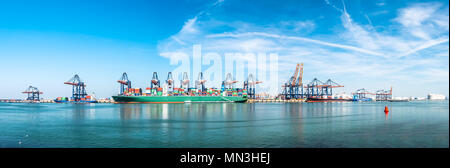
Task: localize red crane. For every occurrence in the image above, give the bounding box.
[291,63,300,86]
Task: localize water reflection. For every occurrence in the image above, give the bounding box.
[1,101,447,147]
[119,104,142,120]
[72,104,87,121]
[71,103,97,121]
[117,103,256,121]
[112,102,433,147]
[115,103,262,147]
[304,103,335,117]
[281,103,304,145]
[285,103,303,118]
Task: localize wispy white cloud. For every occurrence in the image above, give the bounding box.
[280,20,316,33]
[395,3,441,27]
[207,32,385,56]
[157,0,449,96]
[327,0,449,57]
[394,2,447,40]
[398,37,449,57]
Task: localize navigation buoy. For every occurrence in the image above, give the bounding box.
[384,106,389,120]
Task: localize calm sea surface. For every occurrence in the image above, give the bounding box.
[0,101,448,148]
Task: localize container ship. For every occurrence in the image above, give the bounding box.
[112,72,253,103]
[112,88,248,103]
[54,95,97,103]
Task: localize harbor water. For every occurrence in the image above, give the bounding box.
[0,101,448,148]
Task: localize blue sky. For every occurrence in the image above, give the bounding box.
[0,0,448,99]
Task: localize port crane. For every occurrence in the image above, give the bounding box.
[304,78,324,98]
[320,79,344,98]
[22,86,43,101]
[222,73,238,91]
[117,72,131,95]
[64,74,87,101]
[166,72,174,94]
[304,78,343,98]
[297,63,304,98]
[353,87,392,101]
[181,72,190,92]
[151,72,160,89]
[243,73,262,98]
[282,63,304,99]
[352,88,374,99]
[376,86,392,101]
[195,72,207,92]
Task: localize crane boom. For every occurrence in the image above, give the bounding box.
[291,63,300,86]
[297,63,304,86]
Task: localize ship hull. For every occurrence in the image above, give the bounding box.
[354,98,373,102]
[112,96,248,103]
[54,100,97,103]
[388,99,409,102]
[306,97,355,102]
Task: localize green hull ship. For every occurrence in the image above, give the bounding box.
[112,95,248,103]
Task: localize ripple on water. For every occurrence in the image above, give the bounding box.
[0,101,448,148]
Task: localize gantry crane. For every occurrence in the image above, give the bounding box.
[166,72,174,94]
[151,72,160,89]
[304,78,343,98]
[222,73,238,91]
[195,72,207,92]
[64,74,87,101]
[376,86,392,101]
[181,72,190,92]
[22,86,43,101]
[117,72,131,95]
[297,63,304,98]
[282,63,304,99]
[321,79,344,98]
[352,88,375,99]
[243,73,262,98]
[304,78,324,98]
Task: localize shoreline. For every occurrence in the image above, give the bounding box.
[0,99,447,104]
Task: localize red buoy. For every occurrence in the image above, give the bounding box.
[384,106,389,113]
